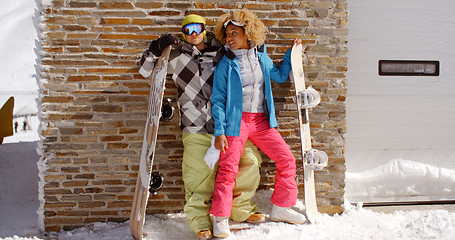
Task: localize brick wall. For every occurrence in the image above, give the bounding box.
[36,0,348,232]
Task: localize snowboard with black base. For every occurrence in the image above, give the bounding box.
[290,43,328,224]
[129,45,171,240]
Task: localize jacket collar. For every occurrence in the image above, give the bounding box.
[181,32,222,55]
[225,44,265,60]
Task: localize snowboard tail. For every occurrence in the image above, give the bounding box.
[291,43,328,224]
[129,46,171,240]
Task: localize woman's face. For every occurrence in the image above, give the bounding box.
[225,24,249,50]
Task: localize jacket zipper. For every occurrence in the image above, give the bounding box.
[247,52,257,113]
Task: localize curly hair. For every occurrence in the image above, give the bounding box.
[214,8,266,46]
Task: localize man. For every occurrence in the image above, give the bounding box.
[139,14,264,240]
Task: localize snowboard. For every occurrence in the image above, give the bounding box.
[130,45,171,240]
[291,43,327,224]
[229,220,254,232]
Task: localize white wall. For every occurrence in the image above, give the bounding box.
[346,0,455,201]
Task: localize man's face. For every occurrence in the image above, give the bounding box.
[186,32,204,46]
[182,23,205,46]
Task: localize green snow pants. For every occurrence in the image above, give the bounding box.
[182,132,262,234]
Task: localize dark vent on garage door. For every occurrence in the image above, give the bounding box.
[379,60,439,76]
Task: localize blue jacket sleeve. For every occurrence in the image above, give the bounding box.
[211,59,228,137]
[269,49,292,83]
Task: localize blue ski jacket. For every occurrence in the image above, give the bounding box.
[211,44,292,137]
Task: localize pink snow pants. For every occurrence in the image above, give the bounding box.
[210,112,297,217]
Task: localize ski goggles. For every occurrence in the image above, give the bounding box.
[182,23,205,35]
[223,19,245,28]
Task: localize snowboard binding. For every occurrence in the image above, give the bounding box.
[160,98,175,122]
[304,149,328,171]
[298,86,321,109]
[149,171,164,195]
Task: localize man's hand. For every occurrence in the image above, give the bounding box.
[214,135,228,154]
[148,34,179,56]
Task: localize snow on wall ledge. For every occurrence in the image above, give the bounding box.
[34,0,47,233]
[345,159,455,203]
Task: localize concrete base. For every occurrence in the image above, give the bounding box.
[365,204,455,214]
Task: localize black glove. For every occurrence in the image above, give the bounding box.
[148,34,179,56]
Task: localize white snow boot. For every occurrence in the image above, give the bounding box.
[211,215,230,238]
[270,204,307,224]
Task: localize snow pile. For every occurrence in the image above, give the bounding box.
[346,159,455,203]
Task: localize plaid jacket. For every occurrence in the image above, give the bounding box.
[139,33,225,134]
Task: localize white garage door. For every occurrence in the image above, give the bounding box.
[345,0,455,203]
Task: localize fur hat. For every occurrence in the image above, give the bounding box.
[214,9,266,46]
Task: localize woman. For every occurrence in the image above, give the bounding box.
[209,9,305,238]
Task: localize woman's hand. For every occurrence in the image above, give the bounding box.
[293,38,302,46]
[214,135,228,154]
